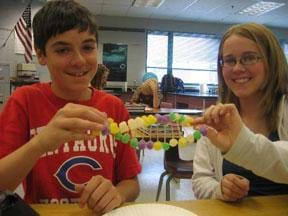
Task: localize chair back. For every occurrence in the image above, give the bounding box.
[156,142,193,201]
[164,146,180,165]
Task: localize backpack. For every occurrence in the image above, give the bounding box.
[160,74,176,93]
[174,77,185,93]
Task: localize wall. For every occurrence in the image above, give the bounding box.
[0,29,17,74]
[98,30,146,86]
[1,15,288,85]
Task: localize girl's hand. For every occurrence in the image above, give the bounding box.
[193,103,243,153]
[221,174,249,202]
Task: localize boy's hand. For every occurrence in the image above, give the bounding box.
[76,175,124,214]
[193,103,243,153]
[221,174,249,202]
[34,103,107,154]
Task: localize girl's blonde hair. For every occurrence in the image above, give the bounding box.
[217,23,288,132]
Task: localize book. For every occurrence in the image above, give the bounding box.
[125,103,146,112]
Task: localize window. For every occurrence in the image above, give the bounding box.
[173,33,219,84]
[146,31,219,85]
[146,32,168,81]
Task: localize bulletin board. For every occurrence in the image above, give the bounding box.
[103,43,127,82]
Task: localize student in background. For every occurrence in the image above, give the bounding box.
[192,23,288,201]
[91,64,110,90]
[130,72,160,108]
[0,1,141,214]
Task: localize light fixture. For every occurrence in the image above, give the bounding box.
[132,0,165,8]
[238,1,285,16]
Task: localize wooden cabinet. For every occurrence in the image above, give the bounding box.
[164,93,217,109]
[114,91,217,110]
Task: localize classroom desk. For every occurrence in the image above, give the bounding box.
[31,195,288,216]
[145,107,202,115]
[129,107,202,117]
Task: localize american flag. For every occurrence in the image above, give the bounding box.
[15,4,32,63]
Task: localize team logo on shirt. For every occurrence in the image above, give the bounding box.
[54,156,102,193]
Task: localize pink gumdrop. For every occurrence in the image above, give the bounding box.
[161,115,170,124]
[138,139,146,150]
[155,114,162,122]
[199,125,207,136]
[101,125,109,136]
[146,140,154,149]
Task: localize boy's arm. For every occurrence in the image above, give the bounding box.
[76,176,139,214]
[0,103,107,191]
[151,81,160,108]
[0,136,43,191]
[116,177,139,203]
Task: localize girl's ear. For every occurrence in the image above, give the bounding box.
[35,47,47,65]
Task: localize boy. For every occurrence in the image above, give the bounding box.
[0,1,141,214]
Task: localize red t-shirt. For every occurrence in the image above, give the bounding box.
[0,83,141,203]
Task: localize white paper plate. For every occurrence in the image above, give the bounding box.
[104,203,198,216]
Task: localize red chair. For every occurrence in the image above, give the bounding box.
[155,145,193,201]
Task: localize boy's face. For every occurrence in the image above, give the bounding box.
[36,29,98,100]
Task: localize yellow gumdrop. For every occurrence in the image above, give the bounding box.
[119,121,129,133]
[128,119,137,130]
[181,115,190,126]
[178,137,187,148]
[153,141,162,150]
[186,134,195,144]
[110,122,119,134]
[135,117,144,128]
[147,115,157,125]
[169,138,178,147]
[141,116,149,127]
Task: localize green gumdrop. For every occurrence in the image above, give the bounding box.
[115,132,122,141]
[121,133,130,144]
[193,130,202,141]
[162,142,170,151]
[169,112,176,121]
[178,115,185,123]
[130,137,139,148]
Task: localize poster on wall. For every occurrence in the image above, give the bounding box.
[103,43,127,82]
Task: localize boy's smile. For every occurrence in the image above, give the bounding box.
[36,29,98,101]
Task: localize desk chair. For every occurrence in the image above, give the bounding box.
[155,145,193,201]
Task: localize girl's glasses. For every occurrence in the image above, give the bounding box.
[220,53,263,68]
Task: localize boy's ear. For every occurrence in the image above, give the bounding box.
[35,47,47,65]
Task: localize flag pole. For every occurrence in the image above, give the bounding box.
[0,0,32,50]
[0,28,14,49]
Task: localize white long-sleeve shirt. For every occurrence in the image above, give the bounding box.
[192,95,288,199]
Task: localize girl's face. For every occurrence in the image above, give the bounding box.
[37,29,98,100]
[221,34,266,100]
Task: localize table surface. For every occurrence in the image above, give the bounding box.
[128,107,202,116]
[145,107,202,115]
[31,195,288,216]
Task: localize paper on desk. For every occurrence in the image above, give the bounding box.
[103,203,197,216]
